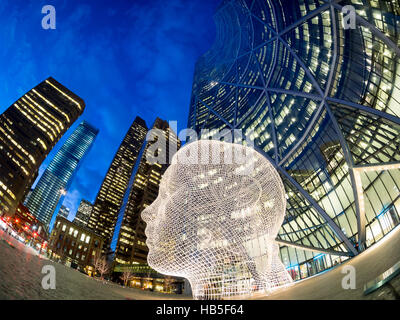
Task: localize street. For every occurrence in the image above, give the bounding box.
[0,229,187,300]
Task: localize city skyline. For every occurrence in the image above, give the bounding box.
[0,0,219,216]
[0,0,399,302]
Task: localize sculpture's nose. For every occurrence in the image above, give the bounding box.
[141,206,153,223]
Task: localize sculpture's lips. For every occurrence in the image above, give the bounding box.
[144,224,152,239]
[144,226,153,247]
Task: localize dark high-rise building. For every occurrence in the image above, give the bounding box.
[26,121,98,228]
[0,77,85,217]
[112,118,181,265]
[187,0,400,280]
[73,199,93,228]
[88,116,148,254]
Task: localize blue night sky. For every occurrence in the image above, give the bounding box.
[0,0,219,218]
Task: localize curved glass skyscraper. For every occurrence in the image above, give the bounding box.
[188,0,400,280]
[27,121,98,229]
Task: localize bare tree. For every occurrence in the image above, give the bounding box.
[120,270,134,287]
[93,254,110,280]
[164,276,174,293]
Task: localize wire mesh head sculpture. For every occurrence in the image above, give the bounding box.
[142,140,292,299]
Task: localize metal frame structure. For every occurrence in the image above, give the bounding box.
[143,140,294,299]
[187,0,400,270]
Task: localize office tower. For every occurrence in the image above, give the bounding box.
[26,121,98,228]
[0,77,84,217]
[73,199,93,228]
[88,116,148,254]
[58,205,70,219]
[112,118,181,265]
[187,0,400,280]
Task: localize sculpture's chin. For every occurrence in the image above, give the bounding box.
[147,251,171,272]
[146,250,159,269]
[147,250,186,278]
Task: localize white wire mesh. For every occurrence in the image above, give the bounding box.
[142,140,292,300]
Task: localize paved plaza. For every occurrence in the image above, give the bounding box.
[260,225,400,300]
[1,226,399,300]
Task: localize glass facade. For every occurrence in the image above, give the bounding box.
[27,121,98,229]
[187,0,400,279]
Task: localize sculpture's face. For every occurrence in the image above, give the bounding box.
[142,140,286,277]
